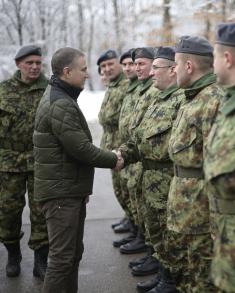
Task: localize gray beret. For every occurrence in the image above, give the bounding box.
[15,45,42,61]
[120,49,134,64]
[155,46,175,61]
[216,23,235,47]
[97,49,118,66]
[175,36,213,56]
[131,47,155,61]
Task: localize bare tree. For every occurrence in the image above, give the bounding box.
[77,0,84,51]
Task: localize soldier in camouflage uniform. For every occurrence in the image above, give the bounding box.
[120,47,185,293]
[167,36,224,292]
[0,45,48,280]
[118,48,160,260]
[112,49,141,248]
[97,49,129,233]
[204,23,235,293]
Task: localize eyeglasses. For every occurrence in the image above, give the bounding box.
[151,65,172,70]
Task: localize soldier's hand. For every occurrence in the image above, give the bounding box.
[112,150,124,171]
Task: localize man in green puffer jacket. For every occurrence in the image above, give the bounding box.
[33,47,121,293]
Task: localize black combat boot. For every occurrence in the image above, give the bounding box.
[132,255,161,276]
[119,230,148,254]
[114,218,133,233]
[33,245,49,281]
[147,268,177,293]
[129,246,154,268]
[136,273,162,292]
[5,243,22,277]
[113,224,138,247]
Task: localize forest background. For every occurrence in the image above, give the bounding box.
[0,0,234,90]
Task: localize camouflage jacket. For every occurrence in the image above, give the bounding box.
[0,70,48,172]
[204,86,235,292]
[119,77,139,143]
[98,72,128,150]
[119,77,159,159]
[167,73,223,234]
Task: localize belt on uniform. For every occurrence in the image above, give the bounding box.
[142,159,173,170]
[174,165,204,179]
[210,197,235,214]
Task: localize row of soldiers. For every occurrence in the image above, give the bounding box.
[97,22,235,293]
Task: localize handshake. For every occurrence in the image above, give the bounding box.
[112,149,124,171]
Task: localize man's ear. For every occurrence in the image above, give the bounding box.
[186,60,193,75]
[62,67,71,79]
[224,50,234,69]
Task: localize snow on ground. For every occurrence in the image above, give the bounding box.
[77,90,104,121]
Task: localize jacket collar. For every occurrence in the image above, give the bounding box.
[49,75,83,100]
[221,86,235,116]
[13,70,48,90]
[139,77,152,95]
[127,77,139,93]
[184,72,216,100]
[108,72,125,88]
[159,84,179,100]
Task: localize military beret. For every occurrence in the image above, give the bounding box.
[216,23,235,47]
[15,45,42,61]
[175,36,213,56]
[131,47,155,61]
[97,49,118,66]
[120,49,134,64]
[154,46,175,61]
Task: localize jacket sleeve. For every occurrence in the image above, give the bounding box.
[50,100,117,169]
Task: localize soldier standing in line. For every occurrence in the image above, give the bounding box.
[118,48,160,263]
[97,49,130,233]
[118,47,185,293]
[0,45,48,280]
[204,22,235,293]
[167,36,224,292]
[112,48,141,248]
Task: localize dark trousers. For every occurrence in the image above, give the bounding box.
[42,198,86,293]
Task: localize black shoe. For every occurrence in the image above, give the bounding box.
[120,237,148,254]
[147,278,177,293]
[33,245,49,281]
[129,254,149,268]
[132,256,161,276]
[5,243,22,278]
[111,218,127,229]
[113,233,136,248]
[114,220,132,233]
[136,274,162,292]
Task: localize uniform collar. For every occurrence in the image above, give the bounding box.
[139,77,152,95]
[159,84,179,100]
[108,72,125,87]
[126,77,139,93]
[184,72,216,100]
[13,70,48,90]
[220,86,235,116]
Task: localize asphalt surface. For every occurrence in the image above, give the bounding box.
[0,121,152,293]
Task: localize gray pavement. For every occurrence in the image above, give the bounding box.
[0,121,152,293]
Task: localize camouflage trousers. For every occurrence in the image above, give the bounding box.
[142,168,173,259]
[165,230,217,293]
[111,170,132,220]
[119,164,138,225]
[0,172,48,250]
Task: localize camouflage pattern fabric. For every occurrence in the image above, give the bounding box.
[98,72,128,150]
[167,73,223,292]
[98,72,128,213]
[204,86,235,293]
[0,71,48,172]
[0,172,48,250]
[120,78,159,236]
[118,77,140,223]
[0,70,48,250]
[133,86,185,265]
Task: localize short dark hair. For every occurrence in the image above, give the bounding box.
[51,47,84,77]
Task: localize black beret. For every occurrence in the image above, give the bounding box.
[175,36,213,56]
[15,45,42,61]
[131,47,155,61]
[97,49,118,66]
[154,46,175,61]
[216,23,235,47]
[120,49,134,64]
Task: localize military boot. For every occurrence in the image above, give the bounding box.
[136,273,162,292]
[119,230,148,254]
[132,255,161,276]
[147,268,177,293]
[113,224,138,247]
[5,243,22,277]
[129,246,154,268]
[33,245,49,281]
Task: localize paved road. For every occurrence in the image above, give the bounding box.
[0,121,152,293]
